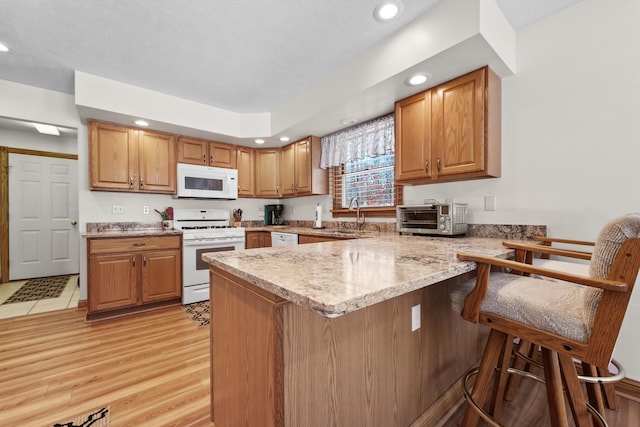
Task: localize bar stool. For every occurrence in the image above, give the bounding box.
[450,213,640,426]
[502,236,621,414]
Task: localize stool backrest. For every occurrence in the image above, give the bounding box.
[586,213,640,365]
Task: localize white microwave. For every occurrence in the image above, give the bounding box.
[175,163,238,199]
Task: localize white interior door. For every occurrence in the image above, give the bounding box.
[8,153,79,280]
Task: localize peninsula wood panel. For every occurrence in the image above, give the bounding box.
[283,273,488,426]
[211,268,286,427]
[210,265,488,426]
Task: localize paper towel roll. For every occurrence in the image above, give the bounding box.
[315,204,322,228]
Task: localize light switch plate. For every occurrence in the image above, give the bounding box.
[484,195,496,211]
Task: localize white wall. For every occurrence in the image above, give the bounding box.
[0,128,77,154]
[405,0,640,378]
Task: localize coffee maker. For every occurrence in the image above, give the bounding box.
[264,204,284,225]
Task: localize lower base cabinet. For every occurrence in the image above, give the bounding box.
[87,235,182,318]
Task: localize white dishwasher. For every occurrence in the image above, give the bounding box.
[271,232,298,247]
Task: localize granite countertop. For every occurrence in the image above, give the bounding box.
[203,234,514,318]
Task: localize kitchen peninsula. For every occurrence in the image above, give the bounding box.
[204,234,515,426]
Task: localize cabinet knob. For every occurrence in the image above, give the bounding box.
[132,256,136,267]
[129,176,134,187]
[437,158,441,172]
[143,256,147,266]
[424,160,429,174]
[140,178,144,187]
[203,154,207,162]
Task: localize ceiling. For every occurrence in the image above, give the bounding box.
[0,0,581,143]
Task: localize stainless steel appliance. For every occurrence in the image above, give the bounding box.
[397,202,468,236]
[264,204,285,225]
[173,208,245,304]
[175,163,238,199]
[271,232,298,247]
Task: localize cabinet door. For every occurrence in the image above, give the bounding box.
[262,232,272,248]
[246,232,262,249]
[141,249,182,303]
[178,137,208,165]
[280,144,295,197]
[432,68,484,177]
[89,121,138,191]
[237,147,255,197]
[395,91,433,182]
[209,142,237,169]
[88,253,138,312]
[294,139,312,195]
[256,149,281,197]
[138,131,177,193]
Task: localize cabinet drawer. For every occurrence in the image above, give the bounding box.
[89,235,181,254]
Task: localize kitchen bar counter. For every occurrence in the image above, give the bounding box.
[206,235,516,426]
[203,234,512,317]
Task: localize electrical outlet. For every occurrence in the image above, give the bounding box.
[143,205,150,215]
[411,304,421,331]
[112,204,124,214]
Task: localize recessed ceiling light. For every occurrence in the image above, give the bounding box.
[340,118,357,125]
[0,42,8,52]
[33,123,60,136]
[255,139,265,144]
[134,119,149,127]
[279,136,290,143]
[405,73,431,86]
[374,1,403,22]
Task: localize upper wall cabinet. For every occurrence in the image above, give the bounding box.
[236,146,256,197]
[280,136,328,197]
[89,120,176,194]
[255,148,281,197]
[177,136,237,169]
[395,66,501,184]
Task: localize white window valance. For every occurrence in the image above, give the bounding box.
[320,113,394,169]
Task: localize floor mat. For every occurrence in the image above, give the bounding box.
[52,406,109,427]
[184,300,210,328]
[3,275,71,304]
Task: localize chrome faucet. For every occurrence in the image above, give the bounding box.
[348,197,365,229]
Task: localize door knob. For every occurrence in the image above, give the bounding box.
[71,220,78,225]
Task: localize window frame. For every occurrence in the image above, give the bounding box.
[330,157,403,219]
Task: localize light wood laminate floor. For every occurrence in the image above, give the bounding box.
[1,306,637,426]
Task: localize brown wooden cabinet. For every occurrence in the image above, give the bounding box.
[298,234,345,244]
[255,149,281,197]
[245,231,272,249]
[87,235,182,319]
[236,146,256,197]
[395,66,501,184]
[177,136,237,169]
[89,120,176,194]
[280,136,328,197]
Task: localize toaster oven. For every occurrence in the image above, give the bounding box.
[396,203,468,236]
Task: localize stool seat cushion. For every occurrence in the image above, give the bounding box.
[450,272,599,343]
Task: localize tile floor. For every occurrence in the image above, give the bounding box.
[0,275,80,319]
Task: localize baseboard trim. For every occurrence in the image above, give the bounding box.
[77,299,88,310]
[617,377,640,402]
[411,375,465,427]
